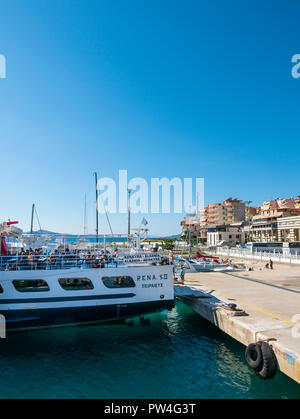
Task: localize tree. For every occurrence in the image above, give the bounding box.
[163,238,175,250]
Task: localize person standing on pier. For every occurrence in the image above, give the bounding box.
[270,259,273,270]
[170,250,174,263]
[180,266,185,285]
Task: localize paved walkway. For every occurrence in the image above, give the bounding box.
[176,263,300,384]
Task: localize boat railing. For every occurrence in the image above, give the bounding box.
[0,252,169,271]
[0,253,125,271]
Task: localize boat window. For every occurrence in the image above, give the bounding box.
[13,280,50,293]
[59,277,94,291]
[102,276,135,289]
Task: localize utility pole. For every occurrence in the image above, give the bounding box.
[94,172,99,243]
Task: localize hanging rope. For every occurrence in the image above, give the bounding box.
[99,193,114,236]
[34,206,42,232]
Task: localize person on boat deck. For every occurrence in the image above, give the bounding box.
[18,249,27,268]
[85,252,92,265]
[196,251,200,259]
[48,252,56,267]
[28,250,38,270]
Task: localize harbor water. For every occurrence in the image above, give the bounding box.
[0,301,299,399]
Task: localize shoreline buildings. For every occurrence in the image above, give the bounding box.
[181,196,300,246]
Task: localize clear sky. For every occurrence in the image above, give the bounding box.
[1,0,300,235]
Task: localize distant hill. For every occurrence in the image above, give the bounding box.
[26,231,182,240]
[25,229,62,235]
[149,234,182,240]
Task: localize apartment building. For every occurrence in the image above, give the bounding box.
[181,198,254,241]
[277,215,300,242]
[248,197,300,242]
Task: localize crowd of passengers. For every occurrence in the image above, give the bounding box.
[1,248,120,271]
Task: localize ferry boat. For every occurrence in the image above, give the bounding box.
[0,223,174,332]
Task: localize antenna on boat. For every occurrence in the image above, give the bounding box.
[94,172,99,243]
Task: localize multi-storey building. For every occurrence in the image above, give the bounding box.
[249,198,300,242]
[181,198,254,241]
[181,195,300,245]
[180,213,201,239]
[277,215,300,242]
[245,206,257,221]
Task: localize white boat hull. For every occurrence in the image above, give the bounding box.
[0,265,174,331]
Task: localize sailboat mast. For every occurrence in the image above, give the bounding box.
[94,172,99,243]
[31,204,35,234]
[84,194,88,236]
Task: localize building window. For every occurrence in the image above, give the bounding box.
[59,278,94,291]
[13,280,50,293]
[102,276,136,289]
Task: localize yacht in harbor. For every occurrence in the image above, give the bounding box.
[0,222,174,332]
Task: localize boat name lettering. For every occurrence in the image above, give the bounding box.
[123,253,161,264]
[137,274,168,281]
[142,283,164,289]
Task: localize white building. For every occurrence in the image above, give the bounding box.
[207,225,245,247]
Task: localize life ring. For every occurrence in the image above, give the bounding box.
[245,341,277,379]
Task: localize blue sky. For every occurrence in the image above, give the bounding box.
[1,0,300,235]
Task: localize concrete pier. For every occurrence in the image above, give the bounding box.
[175,262,300,384]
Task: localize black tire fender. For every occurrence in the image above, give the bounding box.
[256,341,278,380]
[245,343,263,371]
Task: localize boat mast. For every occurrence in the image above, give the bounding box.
[94,172,99,243]
[31,204,35,234]
[84,194,88,236]
[127,188,132,245]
